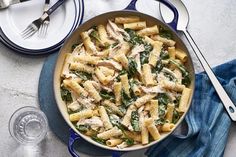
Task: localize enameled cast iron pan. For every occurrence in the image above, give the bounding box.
[53,0,195,156]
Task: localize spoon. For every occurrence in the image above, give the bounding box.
[159,0,236,121]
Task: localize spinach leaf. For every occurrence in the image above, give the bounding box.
[72,44,79,51]
[124,138,134,146]
[124,28,143,45]
[182,74,191,87]
[140,51,149,65]
[121,90,135,108]
[100,90,115,100]
[160,50,170,60]
[119,105,127,115]
[144,42,153,52]
[115,70,127,82]
[91,135,106,145]
[159,26,173,40]
[129,79,139,89]
[158,104,167,119]
[174,95,181,107]
[172,109,180,124]
[169,59,191,86]
[157,93,170,105]
[155,60,164,73]
[109,115,125,131]
[131,111,140,132]
[163,72,177,82]
[128,58,138,77]
[111,42,119,48]
[61,86,73,103]
[154,118,165,126]
[76,125,89,133]
[90,30,101,42]
[140,43,153,65]
[71,71,92,81]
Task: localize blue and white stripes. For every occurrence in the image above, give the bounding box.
[146,59,236,157]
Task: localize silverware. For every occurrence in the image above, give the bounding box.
[160,0,236,121]
[21,0,66,39]
[38,0,50,38]
[0,0,30,9]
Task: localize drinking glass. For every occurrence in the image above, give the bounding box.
[9,106,48,145]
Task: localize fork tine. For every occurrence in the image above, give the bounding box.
[44,24,49,37]
[38,25,44,38]
[21,26,32,35]
[22,27,35,39]
[24,30,36,39]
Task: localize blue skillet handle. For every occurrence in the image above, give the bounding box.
[68,129,122,157]
[156,0,179,30]
[68,129,81,157]
[125,0,138,11]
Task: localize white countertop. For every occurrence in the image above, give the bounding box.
[0,0,236,156]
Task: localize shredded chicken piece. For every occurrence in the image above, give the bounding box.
[135,53,142,74]
[97,60,122,71]
[77,97,96,109]
[77,116,103,130]
[141,85,165,94]
[106,20,130,42]
[68,101,81,111]
[129,44,145,58]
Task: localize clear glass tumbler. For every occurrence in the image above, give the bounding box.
[9,106,48,145]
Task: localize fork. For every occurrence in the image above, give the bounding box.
[21,0,66,39]
[38,0,50,38]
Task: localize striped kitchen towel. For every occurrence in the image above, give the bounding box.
[145,59,236,157]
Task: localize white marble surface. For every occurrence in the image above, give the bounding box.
[0,0,236,157]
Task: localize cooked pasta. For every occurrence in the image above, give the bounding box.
[60,16,192,148]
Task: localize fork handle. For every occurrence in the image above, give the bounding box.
[46,0,66,15]
[183,29,236,121]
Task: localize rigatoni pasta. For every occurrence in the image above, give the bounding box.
[60,16,192,149]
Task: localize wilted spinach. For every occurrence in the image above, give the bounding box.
[154,118,165,126]
[155,60,164,73]
[160,50,170,60]
[100,90,115,100]
[128,58,138,77]
[124,138,134,146]
[159,26,173,40]
[131,111,140,132]
[71,71,92,81]
[169,59,191,86]
[172,109,180,124]
[124,28,143,45]
[121,90,135,108]
[61,86,73,103]
[157,93,170,105]
[76,125,89,133]
[91,135,106,145]
[158,104,167,119]
[71,44,79,51]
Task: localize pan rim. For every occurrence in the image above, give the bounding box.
[53,10,196,152]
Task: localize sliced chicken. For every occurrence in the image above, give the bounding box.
[106,20,130,42]
[129,44,145,58]
[68,101,81,111]
[141,85,165,94]
[77,97,96,109]
[97,59,122,71]
[77,116,103,130]
[134,53,142,74]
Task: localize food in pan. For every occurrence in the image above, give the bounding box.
[60,16,192,148]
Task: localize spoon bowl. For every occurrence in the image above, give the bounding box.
[159,0,236,121]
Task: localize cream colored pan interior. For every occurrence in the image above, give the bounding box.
[53,10,195,151]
